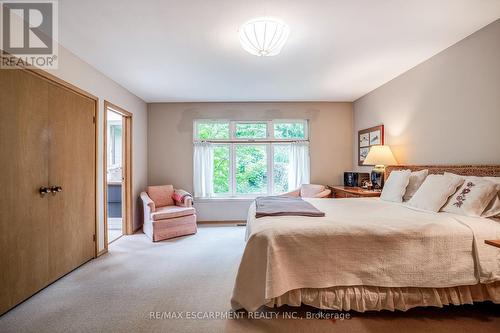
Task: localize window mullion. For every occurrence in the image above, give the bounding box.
[230,143,236,196]
[268,143,273,195]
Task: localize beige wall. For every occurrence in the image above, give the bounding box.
[48,45,148,251]
[148,102,353,192]
[354,19,500,172]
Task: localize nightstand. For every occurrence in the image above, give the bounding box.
[485,240,500,248]
[329,186,381,198]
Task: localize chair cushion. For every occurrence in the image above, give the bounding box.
[300,184,326,198]
[147,185,174,207]
[151,205,195,221]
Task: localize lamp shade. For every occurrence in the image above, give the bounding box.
[363,145,397,166]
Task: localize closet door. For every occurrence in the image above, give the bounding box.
[0,69,50,314]
[47,83,96,282]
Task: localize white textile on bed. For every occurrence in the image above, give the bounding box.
[232,198,500,311]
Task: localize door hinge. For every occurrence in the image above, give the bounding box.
[93,234,96,242]
[92,116,96,124]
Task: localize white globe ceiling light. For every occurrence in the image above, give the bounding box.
[239,17,290,56]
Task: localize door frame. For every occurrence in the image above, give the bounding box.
[103,101,133,250]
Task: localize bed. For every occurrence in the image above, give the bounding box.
[231,165,500,312]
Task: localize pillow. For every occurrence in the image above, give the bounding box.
[147,185,174,207]
[380,170,411,202]
[403,169,429,201]
[300,184,326,198]
[483,178,500,217]
[407,174,464,212]
[441,178,500,217]
[444,174,500,218]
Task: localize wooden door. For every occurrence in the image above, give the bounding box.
[0,69,50,314]
[47,83,96,282]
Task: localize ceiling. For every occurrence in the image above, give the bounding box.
[59,0,500,102]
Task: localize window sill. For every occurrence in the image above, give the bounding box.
[194,197,257,203]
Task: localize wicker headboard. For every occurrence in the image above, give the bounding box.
[385,165,500,180]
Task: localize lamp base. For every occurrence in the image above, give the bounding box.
[371,165,385,189]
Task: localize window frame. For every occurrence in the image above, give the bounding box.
[194,119,309,198]
[194,119,308,142]
[193,119,231,141]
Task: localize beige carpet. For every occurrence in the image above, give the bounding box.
[0,225,499,333]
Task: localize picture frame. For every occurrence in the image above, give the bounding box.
[358,125,384,166]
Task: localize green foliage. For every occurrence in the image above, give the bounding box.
[236,145,267,194]
[274,122,305,139]
[235,123,267,138]
[199,120,306,195]
[197,122,229,140]
[273,145,290,193]
[213,146,229,193]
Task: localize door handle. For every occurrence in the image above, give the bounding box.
[39,186,51,196]
[50,186,63,194]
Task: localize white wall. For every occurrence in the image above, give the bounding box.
[148,102,353,221]
[48,45,148,252]
[353,19,500,172]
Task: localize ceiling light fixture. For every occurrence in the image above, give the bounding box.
[239,17,289,56]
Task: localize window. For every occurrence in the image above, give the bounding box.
[235,122,267,139]
[194,120,309,197]
[273,121,306,139]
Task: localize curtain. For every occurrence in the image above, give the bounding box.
[193,142,213,198]
[288,142,310,190]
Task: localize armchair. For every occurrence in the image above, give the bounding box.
[141,185,197,242]
[281,184,331,198]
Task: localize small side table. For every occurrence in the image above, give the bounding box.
[485,240,500,248]
[328,186,381,199]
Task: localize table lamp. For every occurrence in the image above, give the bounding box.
[363,145,397,189]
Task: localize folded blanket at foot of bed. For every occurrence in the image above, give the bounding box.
[254,196,325,218]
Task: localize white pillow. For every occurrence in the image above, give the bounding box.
[380,170,411,202]
[444,174,500,218]
[407,174,464,212]
[403,169,429,201]
[441,178,500,217]
[483,178,500,217]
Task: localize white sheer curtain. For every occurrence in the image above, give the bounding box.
[193,142,213,198]
[288,142,310,190]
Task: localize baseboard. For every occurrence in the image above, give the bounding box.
[132,225,143,234]
[96,248,108,257]
[197,220,246,225]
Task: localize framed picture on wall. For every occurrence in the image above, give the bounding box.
[358,125,384,166]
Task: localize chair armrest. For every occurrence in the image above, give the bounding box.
[173,189,193,207]
[313,189,331,198]
[140,191,156,213]
[279,188,301,197]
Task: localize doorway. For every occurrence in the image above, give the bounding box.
[104,101,132,247]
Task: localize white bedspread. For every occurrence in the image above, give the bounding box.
[231,198,500,311]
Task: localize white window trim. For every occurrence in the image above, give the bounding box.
[194,119,309,142]
[194,119,309,198]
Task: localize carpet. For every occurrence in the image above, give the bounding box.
[0,225,499,333]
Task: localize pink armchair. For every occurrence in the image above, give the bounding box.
[281,184,331,198]
[141,185,197,242]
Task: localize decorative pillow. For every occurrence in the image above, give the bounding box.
[441,178,500,217]
[403,169,429,201]
[444,174,500,218]
[147,185,174,207]
[407,174,464,212]
[380,170,411,202]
